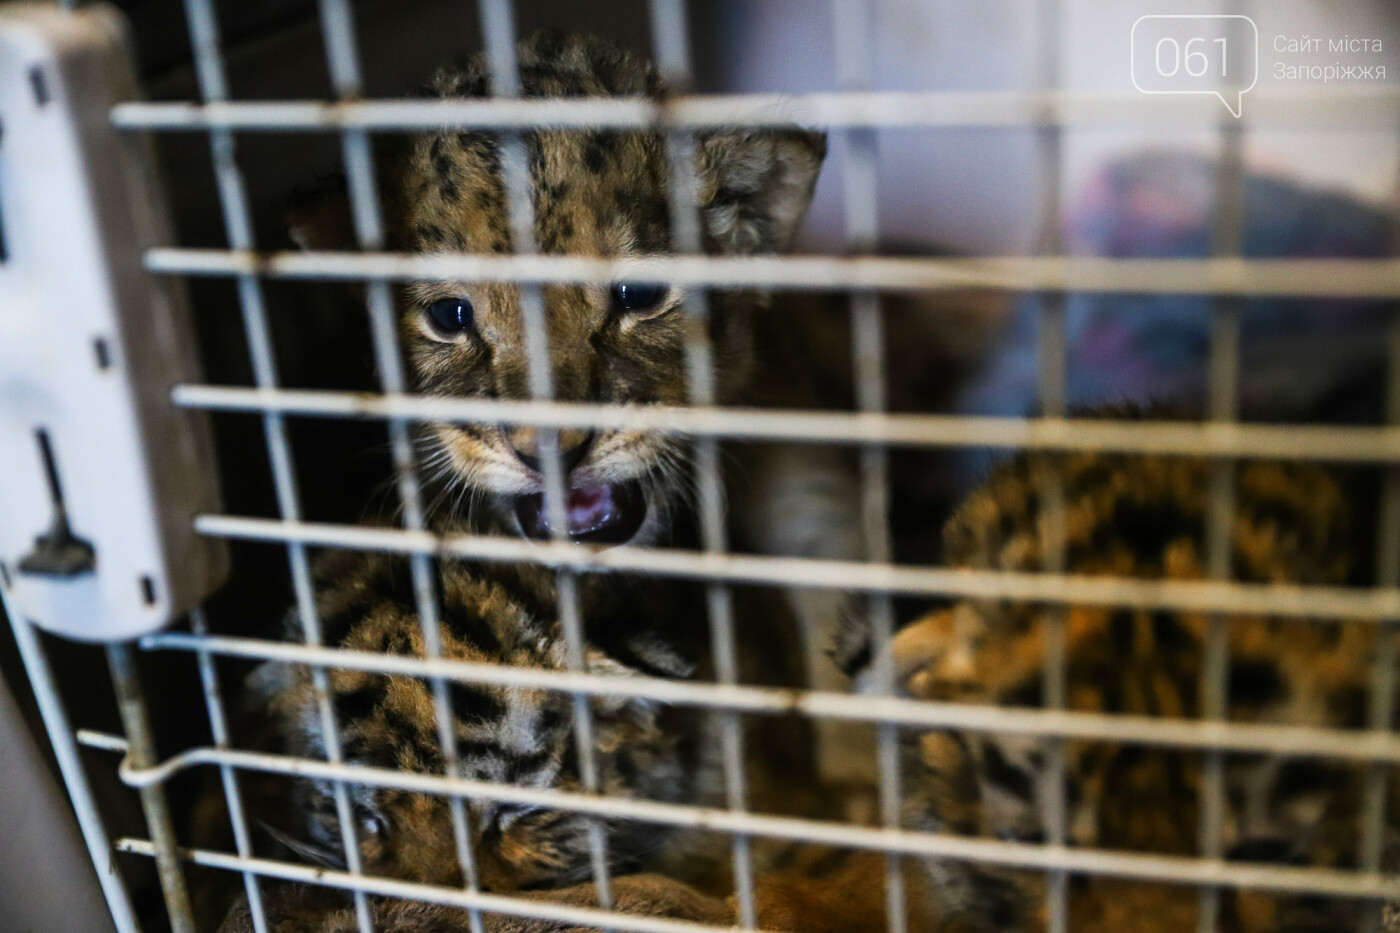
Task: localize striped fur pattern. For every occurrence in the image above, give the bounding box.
[855,449,1397,932]
[251,548,713,894]
[236,547,909,932]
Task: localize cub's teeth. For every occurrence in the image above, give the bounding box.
[514,480,646,545]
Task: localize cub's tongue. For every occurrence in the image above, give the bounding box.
[515,481,646,545]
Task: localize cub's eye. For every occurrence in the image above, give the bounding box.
[426,297,474,335]
[610,282,667,314]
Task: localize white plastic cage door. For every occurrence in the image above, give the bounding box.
[0,3,227,642]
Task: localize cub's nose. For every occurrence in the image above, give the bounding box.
[501,426,595,476]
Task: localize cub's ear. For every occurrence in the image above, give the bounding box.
[696,127,826,255]
[286,174,356,251]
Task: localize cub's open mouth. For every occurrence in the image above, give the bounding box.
[514,480,647,545]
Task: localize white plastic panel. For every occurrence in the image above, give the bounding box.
[0,4,226,642]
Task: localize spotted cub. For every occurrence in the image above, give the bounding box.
[248,548,710,893]
[234,27,825,926]
[290,29,824,547]
[848,448,1397,932]
[232,542,910,931]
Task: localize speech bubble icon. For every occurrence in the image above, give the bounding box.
[1131,14,1258,118]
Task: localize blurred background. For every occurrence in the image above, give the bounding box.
[113,0,1400,253]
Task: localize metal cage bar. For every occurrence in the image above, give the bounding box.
[106,644,196,933]
[176,0,374,929]
[1030,3,1069,931]
[120,835,751,933]
[110,88,1400,133]
[128,632,1400,767]
[477,0,617,914]
[182,513,1400,619]
[191,607,269,933]
[104,833,1400,930]
[313,1,487,929]
[1197,5,1250,923]
[645,0,759,927]
[80,735,1400,901]
[142,248,1400,297]
[171,386,1400,462]
[828,3,906,931]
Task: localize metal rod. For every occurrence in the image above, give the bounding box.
[183,514,1400,620]
[105,644,195,933]
[143,247,1400,298]
[102,803,1400,902]
[314,1,484,923]
[1031,2,1069,928]
[830,1,905,928]
[647,0,755,923]
[477,0,613,911]
[1197,13,1248,923]
[127,634,1400,761]
[177,0,371,926]
[191,608,268,933]
[108,89,1400,133]
[169,385,1400,464]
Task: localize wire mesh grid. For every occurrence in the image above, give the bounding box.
[8,0,1400,931]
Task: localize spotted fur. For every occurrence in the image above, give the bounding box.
[248,547,717,894]
[237,532,912,930]
[848,449,1398,932]
[238,29,831,931]
[289,30,825,545]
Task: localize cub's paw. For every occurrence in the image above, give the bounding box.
[891,608,979,700]
[839,603,980,701]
